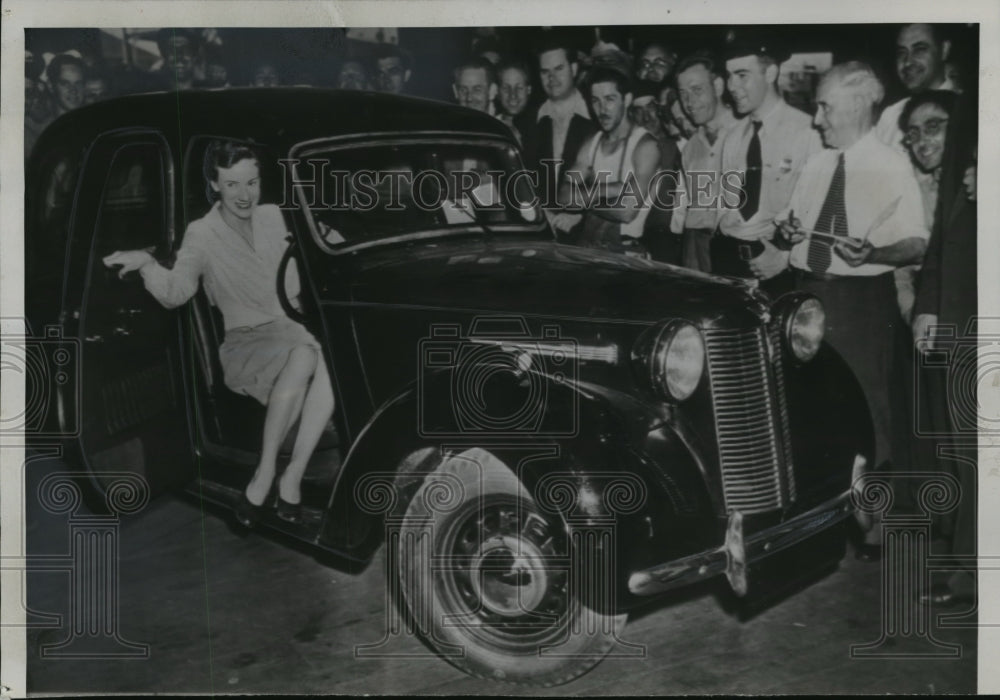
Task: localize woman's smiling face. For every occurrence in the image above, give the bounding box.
[211,158,261,222]
[906,102,949,173]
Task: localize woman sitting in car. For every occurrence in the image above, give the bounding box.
[103,139,334,526]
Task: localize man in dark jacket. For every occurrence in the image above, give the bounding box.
[522,34,596,215]
[913,88,977,607]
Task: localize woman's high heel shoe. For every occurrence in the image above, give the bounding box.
[276,495,301,524]
[234,485,272,527]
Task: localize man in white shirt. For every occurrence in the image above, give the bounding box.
[778,63,929,519]
[876,24,956,153]
[715,31,823,297]
[670,50,739,272]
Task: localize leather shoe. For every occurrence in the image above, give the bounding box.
[276,496,301,524]
[235,489,266,528]
[919,583,975,608]
[854,543,882,562]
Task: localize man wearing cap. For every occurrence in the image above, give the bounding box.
[670,50,739,272]
[777,64,929,560]
[715,31,822,296]
[556,66,660,256]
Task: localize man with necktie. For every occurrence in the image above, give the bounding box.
[777,62,930,559]
[714,30,822,298]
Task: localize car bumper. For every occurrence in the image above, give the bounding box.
[627,489,854,597]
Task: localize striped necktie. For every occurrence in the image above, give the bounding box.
[807,152,848,273]
[740,120,763,221]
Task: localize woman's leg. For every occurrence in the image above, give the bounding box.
[245,346,318,505]
[278,356,335,504]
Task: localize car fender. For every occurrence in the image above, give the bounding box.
[322,370,711,569]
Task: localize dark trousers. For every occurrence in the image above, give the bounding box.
[795,270,898,468]
[711,233,795,298]
[681,227,713,272]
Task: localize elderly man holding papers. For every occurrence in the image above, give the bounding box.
[777,62,929,560]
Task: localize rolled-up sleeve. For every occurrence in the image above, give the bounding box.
[140,227,207,308]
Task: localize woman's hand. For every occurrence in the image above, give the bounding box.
[102,250,156,278]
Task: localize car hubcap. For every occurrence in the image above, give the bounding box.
[438,497,570,644]
[471,534,549,616]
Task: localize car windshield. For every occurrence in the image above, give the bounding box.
[293,139,546,252]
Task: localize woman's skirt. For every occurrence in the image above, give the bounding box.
[218,317,321,405]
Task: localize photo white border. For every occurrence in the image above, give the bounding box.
[2,1,998,696]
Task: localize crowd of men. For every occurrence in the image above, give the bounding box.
[493,23,973,607]
[24,23,978,605]
[408,22,977,606]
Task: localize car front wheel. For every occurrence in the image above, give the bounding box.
[396,447,626,686]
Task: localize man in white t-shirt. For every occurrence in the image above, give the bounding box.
[557,66,661,255]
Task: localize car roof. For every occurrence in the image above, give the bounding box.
[37,87,517,155]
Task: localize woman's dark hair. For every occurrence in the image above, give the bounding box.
[898,89,958,132]
[202,140,259,203]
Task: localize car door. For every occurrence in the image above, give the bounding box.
[61,131,194,498]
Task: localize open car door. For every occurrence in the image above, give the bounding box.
[60,131,194,499]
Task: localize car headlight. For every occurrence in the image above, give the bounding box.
[633,320,705,401]
[782,295,825,362]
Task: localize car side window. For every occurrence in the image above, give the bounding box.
[94,142,169,259]
[28,145,85,263]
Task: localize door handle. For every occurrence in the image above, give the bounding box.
[85,334,104,343]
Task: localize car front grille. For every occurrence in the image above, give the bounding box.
[703,326,794,514]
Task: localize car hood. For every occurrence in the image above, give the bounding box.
[347,237,769,328]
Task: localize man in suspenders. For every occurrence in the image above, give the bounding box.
[555,66,662,255]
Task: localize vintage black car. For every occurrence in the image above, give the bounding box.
[25,89,874,686]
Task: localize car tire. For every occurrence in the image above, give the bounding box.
[396,447,626,687]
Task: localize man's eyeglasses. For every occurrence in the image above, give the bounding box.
[903,117,948,146]
[639,58,671,71]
